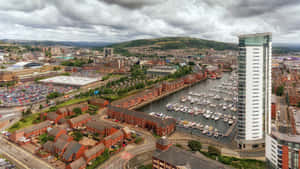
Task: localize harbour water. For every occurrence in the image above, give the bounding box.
[139,72,237,143]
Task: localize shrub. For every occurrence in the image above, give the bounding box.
[73,107,82,115]
[208,146,220,156]
[188,140,202,152]
[72,131,83,141]
[135,137,143,144]
[276,86,284,96]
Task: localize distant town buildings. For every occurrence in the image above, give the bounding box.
[104,48,114,58]
[147,65,177,76]
[266,107,300,169]
[236,33,272,150]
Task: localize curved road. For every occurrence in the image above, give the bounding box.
[97,118,156,169]
[0,136,54,169]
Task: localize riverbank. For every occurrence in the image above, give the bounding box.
[129,78,207,110]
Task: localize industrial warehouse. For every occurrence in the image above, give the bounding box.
[39,76,102,88]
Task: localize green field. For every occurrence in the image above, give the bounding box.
[56,97,90,108]
[8,113,40,132]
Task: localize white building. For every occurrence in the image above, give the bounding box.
[236,33,272,149]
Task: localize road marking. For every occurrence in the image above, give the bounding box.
[0,149,30,169]
[0,137,54,169]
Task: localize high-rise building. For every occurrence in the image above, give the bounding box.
[236,33,272,150]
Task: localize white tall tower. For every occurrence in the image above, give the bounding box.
[237,33,272,149]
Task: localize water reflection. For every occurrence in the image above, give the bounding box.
[139,72,237,143]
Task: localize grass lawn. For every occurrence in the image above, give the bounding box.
[8,113,40,132]
[106,88,146,102]
[138,164,152,169]
[56,97,90,108]
[200,151,266,169]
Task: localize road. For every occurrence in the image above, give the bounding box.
[97,117,156,169]
[0,136,54,169]
[0,107,24,129]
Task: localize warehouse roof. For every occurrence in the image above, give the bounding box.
[40,76,100,86]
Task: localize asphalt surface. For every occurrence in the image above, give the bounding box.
[0,136,54,169]
[0,107,24,124]
[97,118,156,169]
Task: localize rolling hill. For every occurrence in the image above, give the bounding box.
[105,37,238,51]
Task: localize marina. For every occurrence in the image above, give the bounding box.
[139,72,238,143]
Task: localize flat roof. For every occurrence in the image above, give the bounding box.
[153,146,231,169]
[40,76,101,86]
[238,32,272,38]
[272,130,300,143]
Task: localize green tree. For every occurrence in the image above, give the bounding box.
[208,146,221,156]
[47,92,62,99]
[276,86,284,96]
[188,61,195,65]
[188,140,202,152]
[73,107,82,115]
[72,131,83,141]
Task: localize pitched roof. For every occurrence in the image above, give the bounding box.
[43,141,54,153]
[63,141,83,160]
[53,138,69,151]
[84,143,105,158]
[104,130,123,141]
[69,114,90,124]
[58,133,71,141]
[68,157,86,169]
[58,117,66,124]
[47,112,59,121]
[57,107,68,114]
[153,146,231,169]
[67,102,88,112]
[48,127,65,137]
[89,98,108,105]
[57,103,88,114]
[17,120,51,134]
[86,120,112,131]
[108,105,176,128]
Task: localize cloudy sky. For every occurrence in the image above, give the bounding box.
[0,0,299,43]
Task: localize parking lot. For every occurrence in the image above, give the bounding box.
[0,157,17,169]
[0,83,73,106]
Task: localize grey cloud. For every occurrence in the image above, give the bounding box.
[100,0,162,9]
[0,0,47,12]
[230,0,300,17]
[0,0,299,43]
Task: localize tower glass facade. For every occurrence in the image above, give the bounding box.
[237,33,272,142]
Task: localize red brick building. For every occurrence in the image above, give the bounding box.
[66,157,86,169]
[62,141,86,162]
[89,98,109,108]
[53,138,70,156]
[162,80,184,91]
[112,72,207,110]
[57,102,89,117]
[9,120,52,143]
[107,105,176,136]
[84,143,105,163]
[271,95,277,120]
[67,114,91,129]
[271,103,276,120]
[86,120,117,137]
[103,130,124,148]
[44,112,64,124]
[48,127,67,141]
